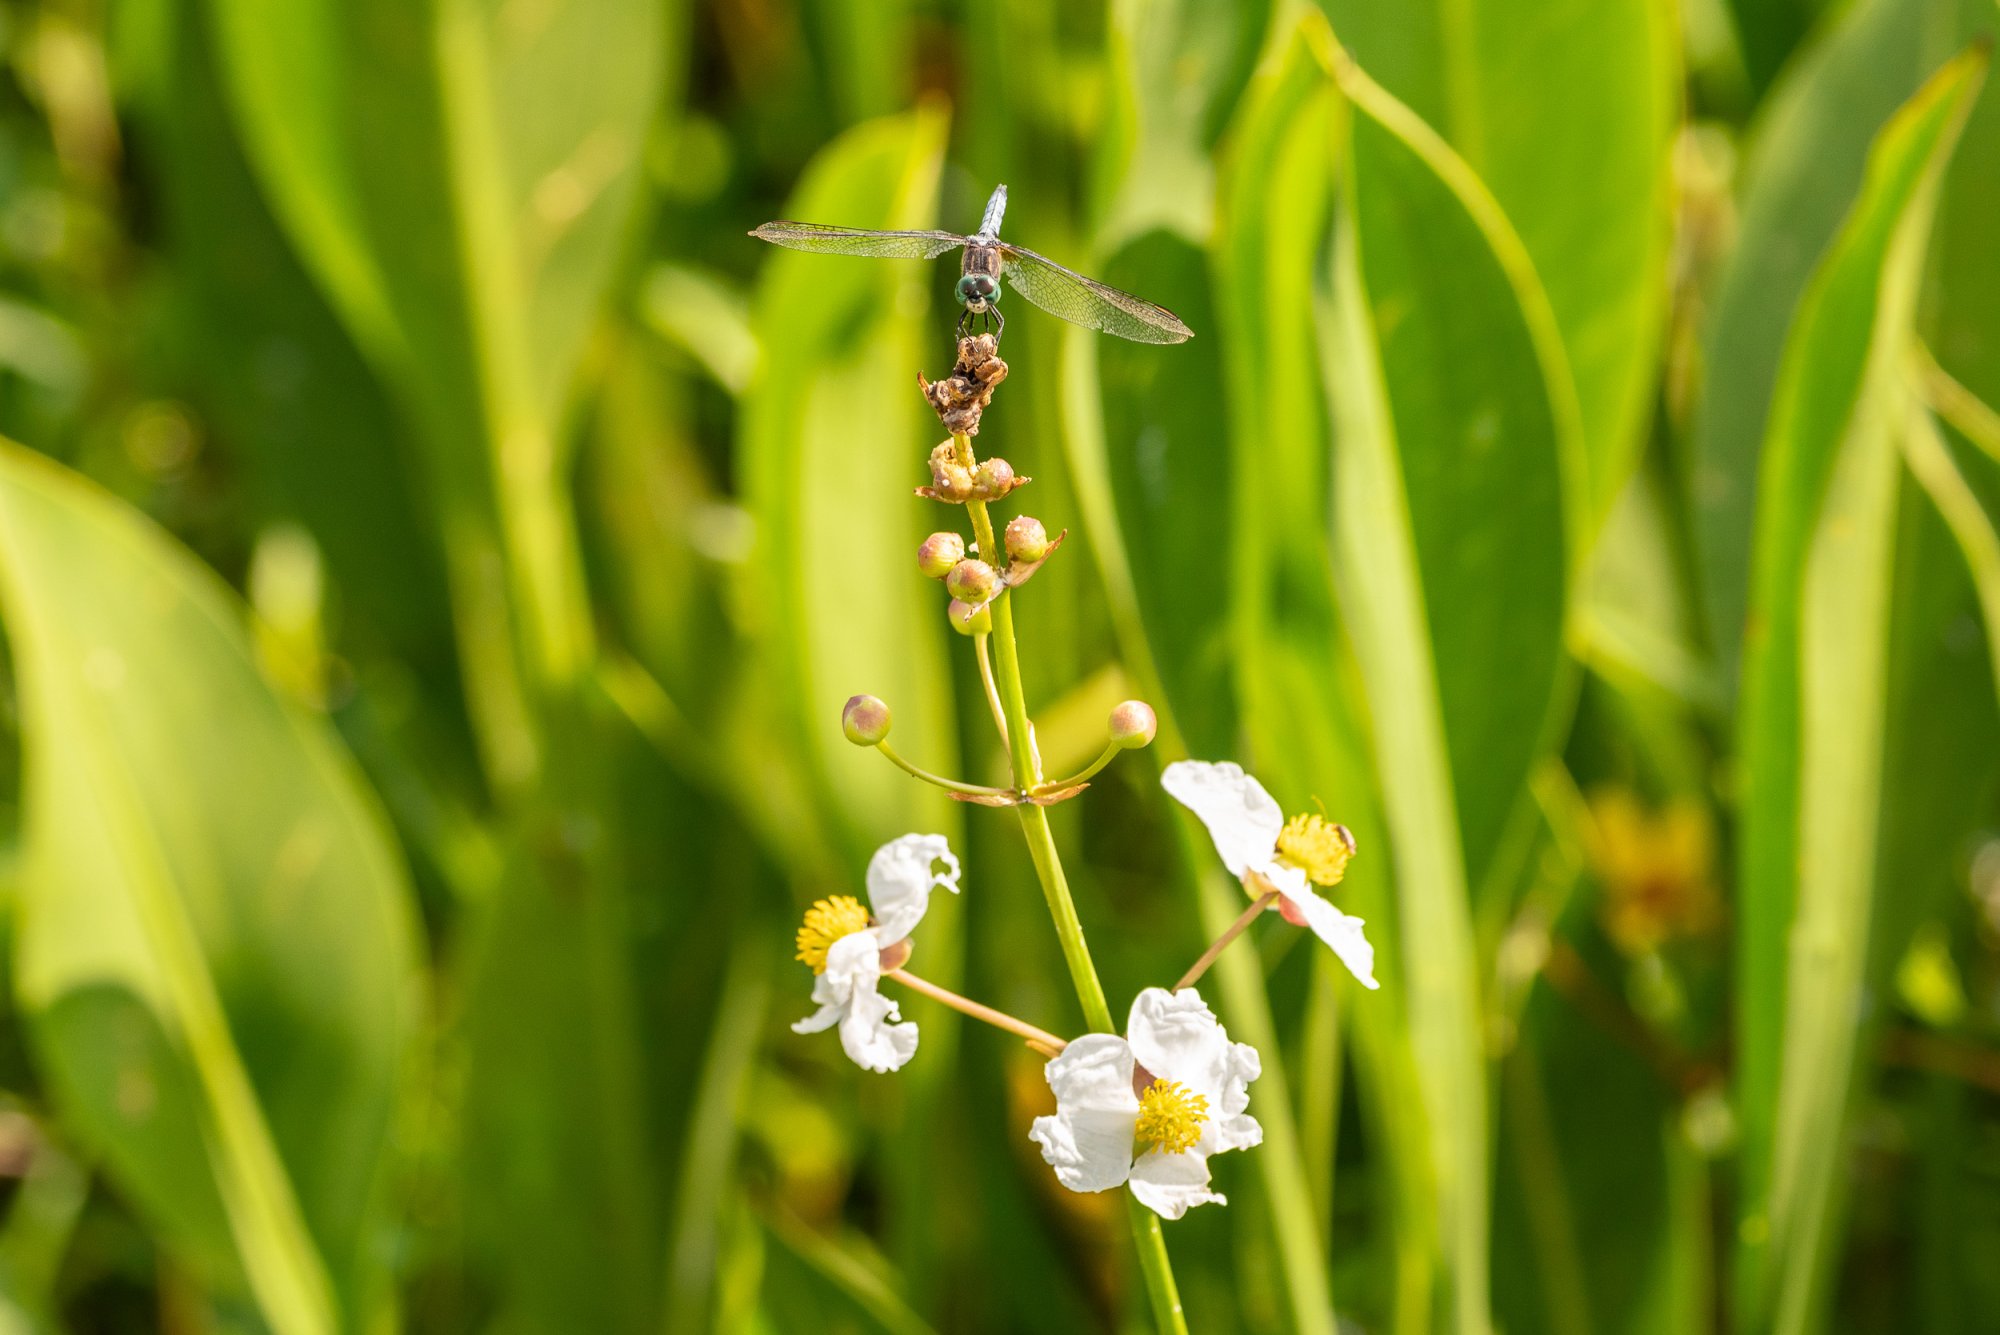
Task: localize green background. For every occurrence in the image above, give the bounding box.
[0,0,1995,1331]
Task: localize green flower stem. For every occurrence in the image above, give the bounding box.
[958,431,1187,1335]
[1034,740,1123,796]
[872,741,1013,798]
[981,561,1114,1033]
[1127,1201,1187,1335]
[973,633,1010,744]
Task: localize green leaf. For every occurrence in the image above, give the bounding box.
[205,0,672,772]
[1731,47,1986,1334]
[0,444,421,1334]
[1320,43,1581,1333]
[1317,0,1677,525]
[201,8,680,1331]
[1214,20,1406,1332]
[1689,0,1973,685]
[1093,0,1271,248]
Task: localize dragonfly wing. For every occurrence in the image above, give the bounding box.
[749,223,967,259]
[995,244,1194,343]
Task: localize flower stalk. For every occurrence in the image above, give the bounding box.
[959,432,1186,1333]
[887,968,1067,1057]
[1174,890,1279,993]
[872,739,1014,798]
[973,633,1009,744]
[1035,739,1123,796]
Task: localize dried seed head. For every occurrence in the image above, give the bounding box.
[947,598,992,635]
[917,531,966,579]
[1004,515,1050,564]
[945,558,998,603]
[1108,700,1158,749]
[840,694,892,746]
[920,334,1009,435]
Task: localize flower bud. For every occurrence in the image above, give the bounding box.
[945,558,997,603]
[1108,700,1157,749]
[917,531,965,579]
[972,457,1015,499]
[947,599,992,635]
[1004,515,1050,564]
[841,694,892,746]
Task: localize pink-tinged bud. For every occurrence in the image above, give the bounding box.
[1108,700,1157,749]
[945,558,997,603]
[972,456,1015,499]
[917,531,966,579]
[1004,515,1050,564]
[841,694,892,746]
[877,938,913,971]
[947,599,992,635]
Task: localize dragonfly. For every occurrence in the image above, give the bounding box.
[750,184,1193,344]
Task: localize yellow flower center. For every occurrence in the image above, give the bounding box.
[1134,1079,1209,1155]
[795,895,872,974]
[1275,813,1356,887]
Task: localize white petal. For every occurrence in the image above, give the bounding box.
[1029,1034,1141,1194]
[791,930,872,1034]
[1161,761,1284,880]
[1044,1033,1141,1113]
[1029,1107,1140,1193]
[1125,987,1231,1100]
[1127,1149,1226,1219]
[1203,1110,1264,1156]
[866,833,961,947]
[1274,883,1380,989]
[1254,859,1312,901]
[790,981,843,1035]
[838,986,918,1073]
[792,931,918,1072]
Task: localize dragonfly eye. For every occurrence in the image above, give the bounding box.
[956,273,998,305]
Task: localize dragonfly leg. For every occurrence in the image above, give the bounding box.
[956,305,1004,342]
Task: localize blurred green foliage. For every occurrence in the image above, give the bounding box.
[0,0,1993,1332]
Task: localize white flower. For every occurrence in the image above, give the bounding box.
[1029,987,1262,1219]
[1161,760,1378,989]
[792,834,961,1072]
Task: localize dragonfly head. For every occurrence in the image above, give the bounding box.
[955,272,1000,311]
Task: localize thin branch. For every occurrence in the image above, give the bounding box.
[872,741,1014,799]
[886,968,1067,1054]
[1174,891,1278,992]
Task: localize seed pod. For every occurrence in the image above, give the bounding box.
[972,457,1016,500]
[841,694,892,746]
[1108,700,1158,749]
[927,442,975,501]
[945,558,998,603]
[1004,515,1050,564]
[947,599,993,635]
[917,531,966,579]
